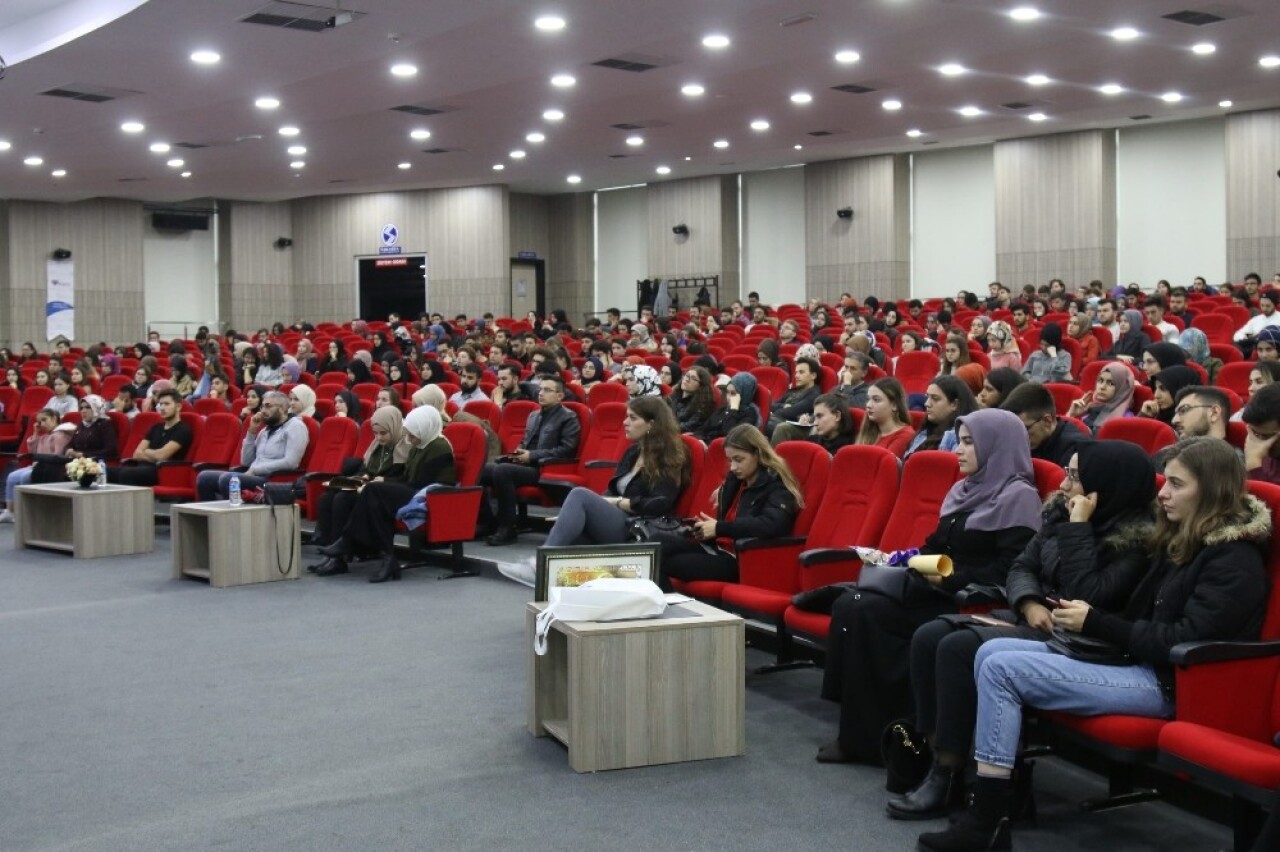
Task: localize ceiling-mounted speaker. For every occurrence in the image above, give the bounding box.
[836,207,854,219]
[51,248,72,260]
[274,237,293,249]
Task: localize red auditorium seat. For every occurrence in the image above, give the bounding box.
[153,413,242,501]
[1096,417,1178,455]
[496,400,540,454]
[1031,458,1065,499]
[537,402,627,494]
[893,351,943,394]
[669,439,729,600]
[298,417,360,519]
[586,382,629,409]
[1216,361,1256,399]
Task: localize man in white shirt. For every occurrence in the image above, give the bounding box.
[1143,297,1179,342]
[448,364,489,409]
[1095,298,1122,340]
[1234,290,1280,343]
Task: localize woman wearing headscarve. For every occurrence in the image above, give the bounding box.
[1068,362,1135,435]
[578,356,605,391]
[169,354,197,398]
[346,358,373,388]
[890,441,1154,820]
[369,331,395,365]
[1139,365,1199,424]
[411,383,452,423]
[984,321,1022,372]
[31,394,119,484]
[1139,341,1187,380]
[307,405,410,551]
[314,406,456,583]
[294,339,318,374]
[421,324,448,355]
[816,409,1041,765]
[287,384,317,419]
[953,363,987,399]
[1066,313,1100,365]
[1106,309,1152,364]
[624,364,661,398]
[332,390,362,424]
[967,316,992,352]
[1176,327,1222,384]
[1021,323,1072,383]
[628,323,658,353]
[693,372,762,442]
[420,359,449,386]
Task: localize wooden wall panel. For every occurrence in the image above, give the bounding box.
[994,130,1117,289]
[3,199,145,346]
[719,175,741,300]
[804,155,910,303]
[509,193,550,260]
[1226,110,1280,280]
[546,193,594,322]
[221,201,294,332]
[647,176,724,278]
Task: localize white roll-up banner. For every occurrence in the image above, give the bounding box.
[46,259,75,341]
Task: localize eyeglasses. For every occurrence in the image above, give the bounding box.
[1064,468,1082,485]
[1173,403,1213,418]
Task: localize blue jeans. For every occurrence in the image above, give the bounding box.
[973,638,1174,769]
[6,465,34,506]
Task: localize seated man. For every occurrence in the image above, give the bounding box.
[110,388,194,486]
[448,363,489,409]
[832,350,871,409]
[1001,383,1091,468]
[113,384,140,420]
[1243,383,1280,486]
[1156,386,1240,471]
[194,390,310,501]
[765,356,821,438]
[479,376,580,545]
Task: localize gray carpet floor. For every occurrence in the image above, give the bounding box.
[0,523,1235,851]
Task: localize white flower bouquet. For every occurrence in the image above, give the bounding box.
[65,457,103,483]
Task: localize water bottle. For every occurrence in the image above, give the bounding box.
[228,475,242,507]
[96,459,107,487]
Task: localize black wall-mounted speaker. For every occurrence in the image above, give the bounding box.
[672,224,689,236]
[152,212,209,231]
[836,207,854,219]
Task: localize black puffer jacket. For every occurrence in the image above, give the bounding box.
[1084,495,1271,690]
[1006,496,1152,616]
[920,511,1036,597]
[714,468,799,541]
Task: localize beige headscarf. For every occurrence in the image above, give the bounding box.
[411,384,451,421]
[289,384,316,418]
[364,403,411,465]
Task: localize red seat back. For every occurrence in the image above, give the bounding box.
[1044,383,1084,416]
[1215,361,1255,399]
[354,418,375,457]
[1096,417,1178,455]
[774,440,831,537]
[120,412,163,460]
[803,443,900,557]
[307,415,358,474]
[1190,312,1235,345]
[1032,458,1065,499]
[586,382,629,409]
[193,398,230,417]
[194,413,242,465]
[684,438,729,518]
[673,435,707,518]
[893,351,942,394]
[877,450,963,553]
[443,421,487,486]
[750,366,789,404]
[497,400,539,454]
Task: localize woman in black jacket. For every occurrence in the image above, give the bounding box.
[922,437,1270,852]
[693,372,761,442]
[31,394,119,483]
[668,365,716,434]
[655,423,803,591]
[818,408,1042,766]
[889,440,1155,820]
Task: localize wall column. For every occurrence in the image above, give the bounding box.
[1226,109,1280,281]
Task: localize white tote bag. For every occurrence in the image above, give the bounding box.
[533,578,667,655]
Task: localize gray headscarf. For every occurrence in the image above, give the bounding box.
[940,408,1041,532]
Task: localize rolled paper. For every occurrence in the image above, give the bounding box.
[907,554,953,577]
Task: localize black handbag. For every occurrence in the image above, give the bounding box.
[626,515,686,542]
[881,719,932,794]
[1045,629,1132,666]
[856,564,914,602]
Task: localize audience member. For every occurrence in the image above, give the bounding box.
[856,378,915,458]
[1001,383,1092,468]
[1021,323,1071,383]
[976,368,1025,409]
[905,376,976,457]
[110,389,194,486]
[195,390,310,500]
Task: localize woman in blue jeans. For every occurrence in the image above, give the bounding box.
[919,436,1271,852]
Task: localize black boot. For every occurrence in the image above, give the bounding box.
[887,763,965,820]
[917,777,1012,852]
[320,539,350,558]
[314,556,349,577]
[369,555,402,583]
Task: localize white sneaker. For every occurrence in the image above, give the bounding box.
[0,509,13,524]
[497,558,536,588]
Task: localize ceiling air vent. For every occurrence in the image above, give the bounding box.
[173,142,210,149]
[240,2,363,32]
[422,148,459,154]
[1162,9,1226,25]
[41,83,141,103]
[831,83,877,94]
[591,53,677,73]
[808,130,835,137]
[117,177,148,182]
[1130,114,1153,121]
[391,104,457,117]
[1003,102,1033,111]
[608,154,631,159]
[610,120,670,131]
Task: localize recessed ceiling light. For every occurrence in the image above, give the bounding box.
[51,169,66,177]
[1028,112,1048,122]
[1261,55,1280,69]
[656,165,671,175]
[542,109,565,121]
[166,158,184,168]
[681,83,705,96]
[410,129,431,140]
[702,34,730,49]
[1219,99,1233,108]
[0,140,11,151]
[287,145,307,155]
[793,144,803,150]
[526,132,546,143]
[713,139,730,149]
[510,149,527,159]
[550,74,576,87]
[939,63,967,76]
[290,161,305,169]
[882,98,902,111]
[1025,74,1051,86]
[834,50,861,64]
[1098,83,1125,95]
[24,156,43,166]
[149,142,170,153]
[534,15,566,31]
[120,121,145,133]
[906,129,923,138]
[1160,91,1184,103]
[493,163,505,171]
[790,91,813,104]
[750,119,770,131]
[390,63,418,77]
[1008,7,1041,22]
[180,171,192,178]
[1110,26,1140,41]
[278,126,300,137]
[398,162,411,170]
[1191,42,1216,55]
[684,156,692,161]
[190,50,220,65]
[626,135,644,146]
[567,174,582,184]
[958,105,983,117]
[255,97,280,110]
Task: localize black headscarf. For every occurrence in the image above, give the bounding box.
[334,390,361,424]
[346,359,372,386]
[1143,342,1187,372]
[1151,366,1200,422]
[1077,441,1156,531]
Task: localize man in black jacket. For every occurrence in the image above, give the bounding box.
[765,356,821,439]
[480,375,581,545]
[1002,383,1092,469]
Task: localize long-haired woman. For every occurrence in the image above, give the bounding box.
[668,365,716,433]
[856,378,915,458]
[904,375,977,457]
[940,333,971,376]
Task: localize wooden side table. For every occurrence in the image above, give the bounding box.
[527,599,745,772]
[171,502,300,587]
[14,482,154,559]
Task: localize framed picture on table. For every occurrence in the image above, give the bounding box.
[534,543,662,602]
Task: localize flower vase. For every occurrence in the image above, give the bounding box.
[78,475,96,489]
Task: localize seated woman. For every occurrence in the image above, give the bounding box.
[655,423,802,591]
[1138,365,1198,424]
[1067,362,1134,435]
[773,392,857,450]
[668,365,716,434]
[254,343,287,388]
[939,333,971,377]
[46,375,80,418]
[239,384,268,422]
[1021,323,1072,383]
[856,378,915,458]
[0,408,74,523]
[693,372,761,442]
[1140,341,1187,380]
[922,438,1269,851]
[169,354,197,398]
[1231,361,1280,422]
[314,406,456,583]
[890,441,1155,819]
[288,385,317,419]
[623,364,661,398]
[818,409,1041,765]
[1106,309,1151,364]
[985,322,1022,373]
[308,405,408,551]
[332,390,361,422]
[578,357,605,391]
[346,358,374,388]
[976,367,1026,409]
[31,394,119,484]
[904,375,976,458]
[1177,327,1222,385]
[1067,313,1100,366]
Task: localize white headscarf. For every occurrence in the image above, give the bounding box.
[403,405,444,446]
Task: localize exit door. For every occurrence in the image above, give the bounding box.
[510,259,545,319]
